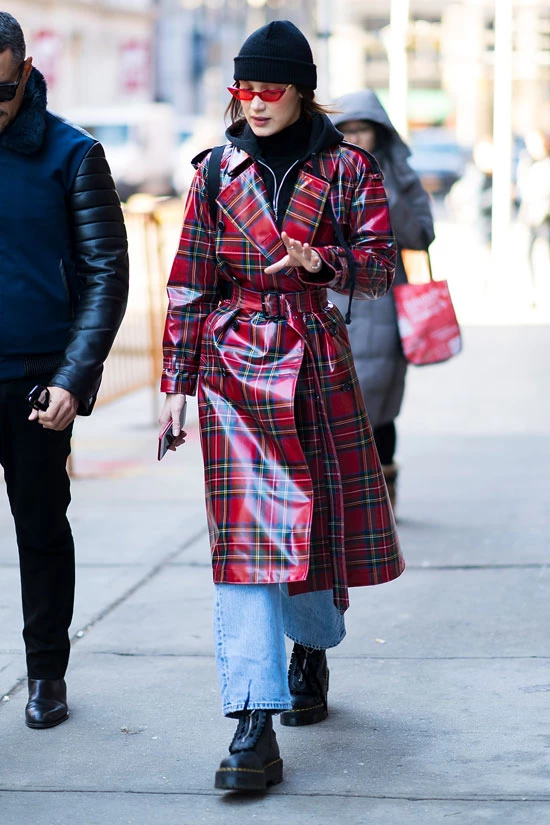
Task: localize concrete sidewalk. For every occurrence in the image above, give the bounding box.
[1,320,549,825]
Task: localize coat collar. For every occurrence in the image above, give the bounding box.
[227,146,252,177]
[0,67,48,155]
[218,147,340,260]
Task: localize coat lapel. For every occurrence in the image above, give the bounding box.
[218,147,341,260]
[282,152,339,244]
[217,160,285,262]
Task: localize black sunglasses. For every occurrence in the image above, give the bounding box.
[0,63,24,103]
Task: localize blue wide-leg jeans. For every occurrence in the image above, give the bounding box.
[214,583,346,717]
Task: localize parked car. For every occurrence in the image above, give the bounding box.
[61,103,177,201]
[408,128,469,196]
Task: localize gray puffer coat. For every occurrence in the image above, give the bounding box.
[330,90,434,429]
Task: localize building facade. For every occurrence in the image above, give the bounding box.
[327,0,550,145]
[8,0,155,113]
[155,0,316,125]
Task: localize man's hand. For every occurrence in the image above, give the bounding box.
[159,393,187,451]
[264,231,323,275]
[28,387,79,431]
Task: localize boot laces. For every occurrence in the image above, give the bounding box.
[229,709,268,753]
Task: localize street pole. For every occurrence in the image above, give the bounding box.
[388,0,410,139]
[491,0,513,276]
[316,0,332,102]
[246,0,267,36]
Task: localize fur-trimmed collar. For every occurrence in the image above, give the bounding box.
[0,67,47,155]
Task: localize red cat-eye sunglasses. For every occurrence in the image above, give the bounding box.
[227,84,292,103]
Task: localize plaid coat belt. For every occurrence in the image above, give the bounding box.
[227,284,329,320]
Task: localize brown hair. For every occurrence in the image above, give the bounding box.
[225,84,335,131]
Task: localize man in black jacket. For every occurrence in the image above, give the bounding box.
[0,12,129,728]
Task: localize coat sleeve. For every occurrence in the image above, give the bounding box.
[161,161,220,396]
[299,151,396,300]
[50,142,129,414]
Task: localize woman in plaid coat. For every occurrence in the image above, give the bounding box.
[159,21,404,792]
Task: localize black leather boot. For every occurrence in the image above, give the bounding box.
[215,710,283,792]
[279,643,329,727]
[25,678,69,729]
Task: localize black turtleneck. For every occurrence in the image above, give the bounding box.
[257,113,312,165]
[256,114,312,226]
[225,111,344,228]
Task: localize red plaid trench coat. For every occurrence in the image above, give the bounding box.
[161,141,404,610]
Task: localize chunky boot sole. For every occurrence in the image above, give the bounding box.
[25,711,70,730]
[215,757,283,792]
[281,668,329,727]
[280,702,328,727]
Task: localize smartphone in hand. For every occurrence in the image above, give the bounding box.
[158,399,187,461]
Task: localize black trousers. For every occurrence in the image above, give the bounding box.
[373,421,397,467]
[0,375,74,679]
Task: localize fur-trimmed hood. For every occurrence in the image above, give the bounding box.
[0,66,47,155]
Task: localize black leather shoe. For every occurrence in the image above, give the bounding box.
[279,643,329,727]
[215,710,283,792]
[25,679,69,729]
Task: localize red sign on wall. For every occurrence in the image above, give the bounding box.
[31,30,63,90]
[120,40,151,95]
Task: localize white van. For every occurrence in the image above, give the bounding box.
[61,103,177,201]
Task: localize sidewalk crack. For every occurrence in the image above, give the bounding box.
[0,525,208,707]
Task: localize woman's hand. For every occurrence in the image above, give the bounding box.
[264,231,323,275]
[159,393,187,450]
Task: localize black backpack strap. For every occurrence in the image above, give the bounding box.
[206,145,233,301]
[311,153,357,325]
[207,145,225,225]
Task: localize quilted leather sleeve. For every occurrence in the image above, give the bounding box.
[50,142,129,413]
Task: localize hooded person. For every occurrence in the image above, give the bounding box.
[158,24,404,792]
[330,90,435,509]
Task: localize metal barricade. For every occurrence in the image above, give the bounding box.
[97,196,184,418]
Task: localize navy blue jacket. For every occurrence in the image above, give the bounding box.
[0,68,128,412]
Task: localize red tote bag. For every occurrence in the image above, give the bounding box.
[393,251,462,366]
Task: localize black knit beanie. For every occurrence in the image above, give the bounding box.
[234,20,317,90]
